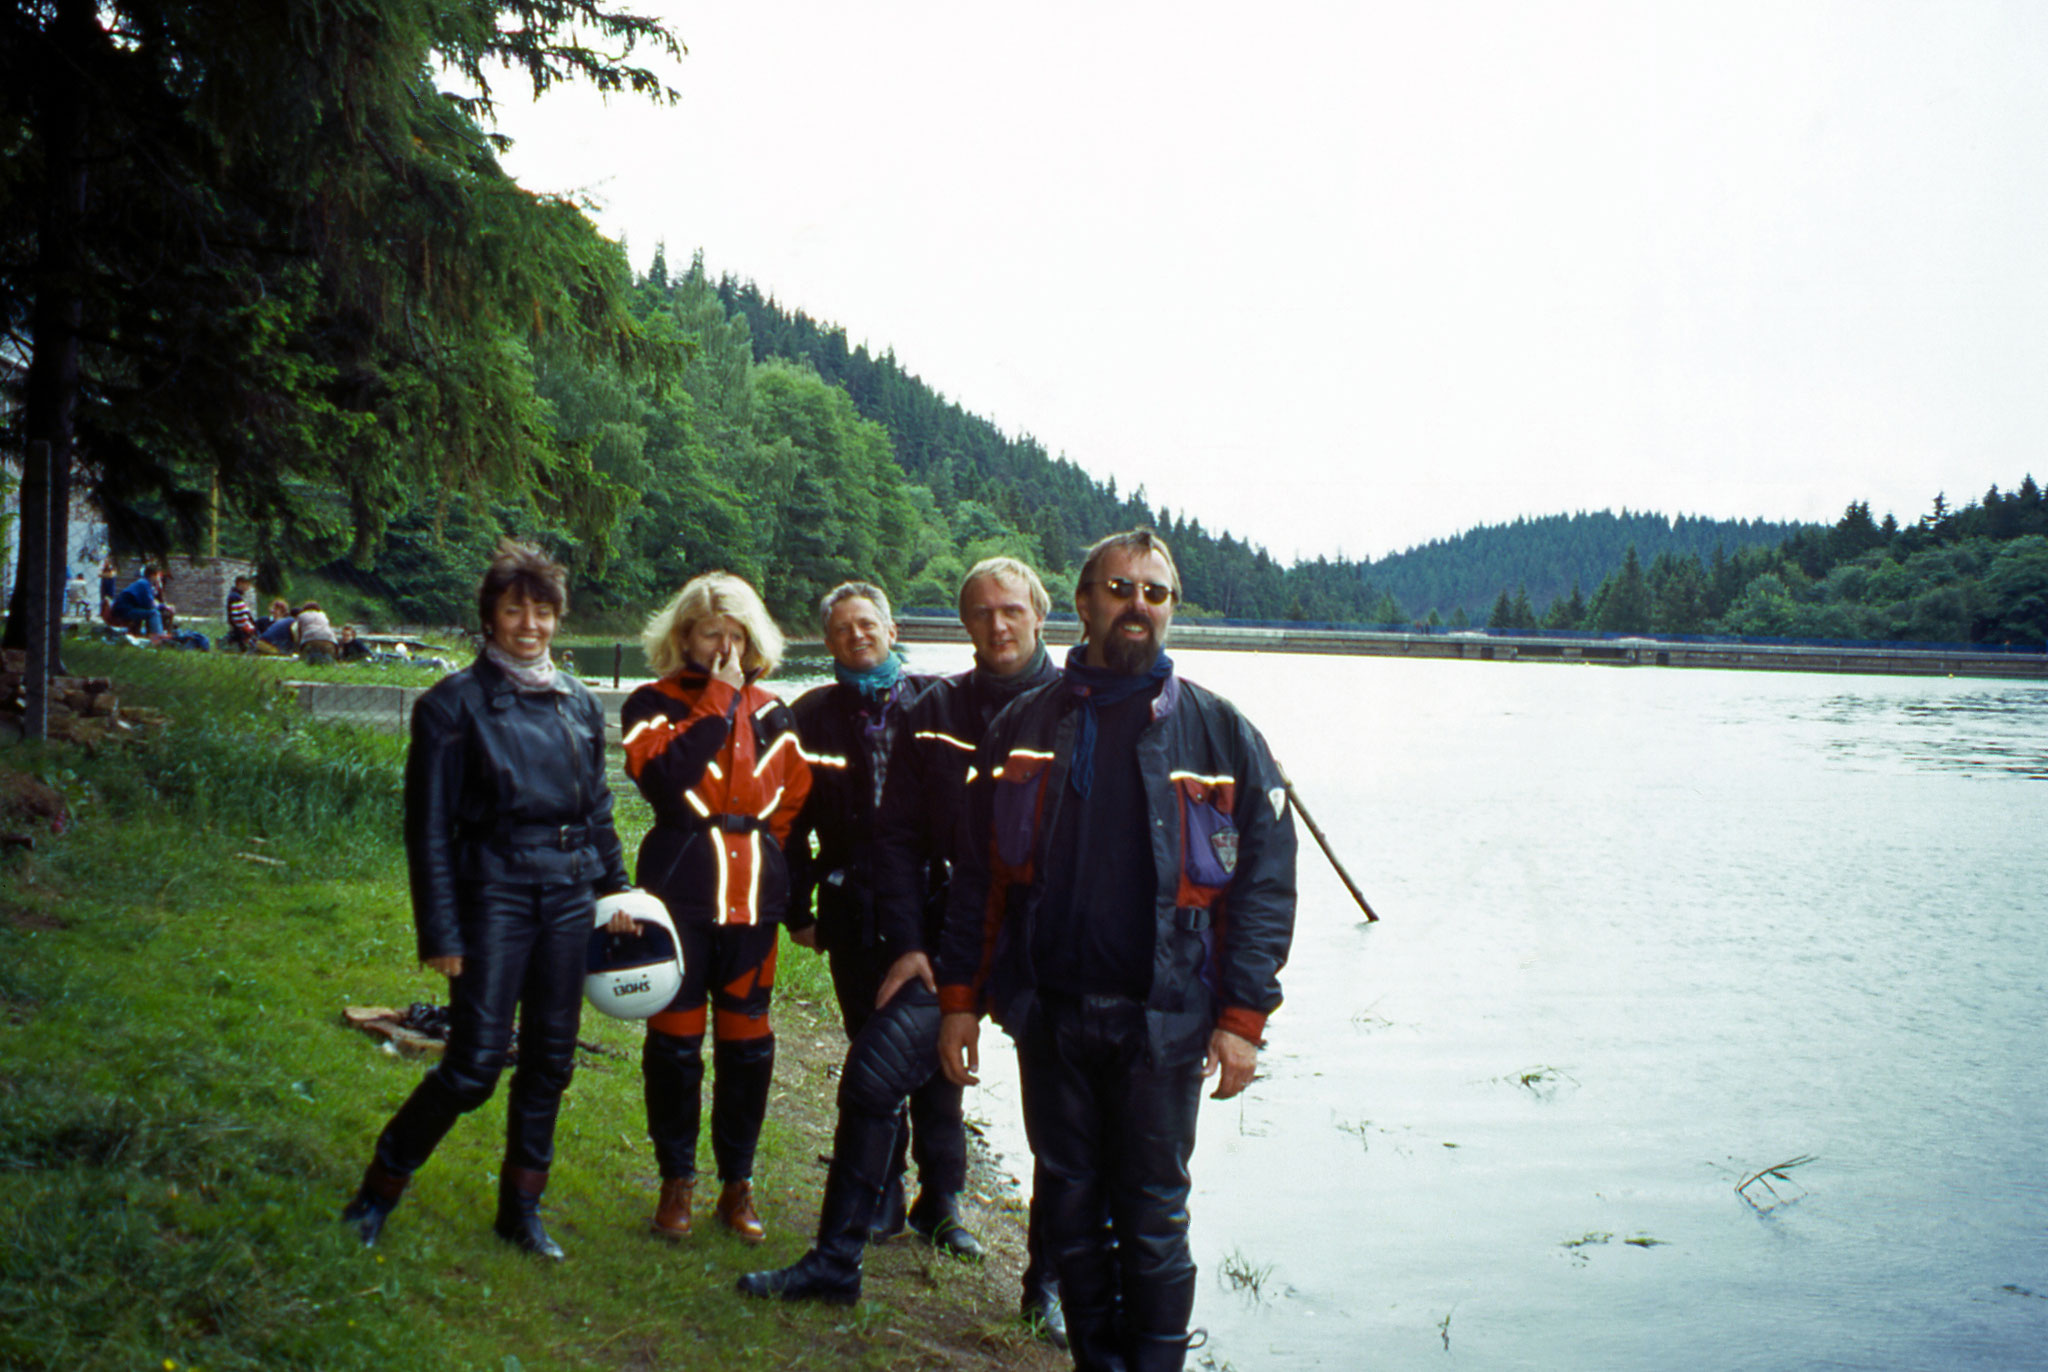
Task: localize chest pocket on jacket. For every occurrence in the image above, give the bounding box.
[1174,773,1239,904]
[991,751,1054,873]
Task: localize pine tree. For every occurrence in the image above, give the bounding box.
[1595,546,1653,632]
[1487,588,1515,629]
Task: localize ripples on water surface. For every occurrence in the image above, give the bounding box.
[904,644,2048,1371]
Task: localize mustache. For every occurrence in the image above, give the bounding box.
[1114,610,1153,633]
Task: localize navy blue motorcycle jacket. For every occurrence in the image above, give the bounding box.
[936,665,1298,1063]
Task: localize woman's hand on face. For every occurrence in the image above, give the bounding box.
[711,641,745,690]
[425,955,463,978]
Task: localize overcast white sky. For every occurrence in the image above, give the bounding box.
[484,1,2048,564]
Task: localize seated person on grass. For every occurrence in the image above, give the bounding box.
[296,602,340,661]
[226,576,259,651]
[108,567,172,638]
[257,601,298,654]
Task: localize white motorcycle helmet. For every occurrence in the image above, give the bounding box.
[585,890,684,1020]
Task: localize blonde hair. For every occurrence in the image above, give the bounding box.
[959,557,1051,620]
[643,571,785,677]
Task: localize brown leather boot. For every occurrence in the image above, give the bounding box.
[716,1179,766,1243]
[652,1178,694,1239]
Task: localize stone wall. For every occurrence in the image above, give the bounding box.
[102,555,256,625]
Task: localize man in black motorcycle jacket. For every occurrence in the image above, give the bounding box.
[937,529,1297,1372]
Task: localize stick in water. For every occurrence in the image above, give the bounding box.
[1278,762,1379,922]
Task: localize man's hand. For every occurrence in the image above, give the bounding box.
[875,951,935,1008]
[1203,1027,1258,1099]
[425,955,463,978]
[788,924,818,950]
[604,909,641,935]
[938,1011,981,1087]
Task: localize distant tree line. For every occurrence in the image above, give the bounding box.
[1479,482,2048,646]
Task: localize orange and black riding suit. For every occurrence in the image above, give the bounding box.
[622,667,810,1186]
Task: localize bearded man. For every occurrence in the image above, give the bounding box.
[936,529,1298,1372]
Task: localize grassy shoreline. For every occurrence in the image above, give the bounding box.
[0,645,1060,1371]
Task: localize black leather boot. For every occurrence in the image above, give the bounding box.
[339,1159,408,1248]
[493,1165,564,1260]
[737,1106,893,1305]
[908,1189,985,1261]
[710,1035,775,1182]
[868,1171,908,1243]
[1060,1276,1130,1372]
[1128,1331,1190,1372]
[643,1029,706,1183]
[868,1103,909,1241]
[1020,1195,1068,1349]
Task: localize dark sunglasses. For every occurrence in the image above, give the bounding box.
[1088,576,1175,606]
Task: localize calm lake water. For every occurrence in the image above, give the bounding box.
[888,643,2048,1372]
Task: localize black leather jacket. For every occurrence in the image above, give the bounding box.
[787,674,934,951]
[403,655,629,961]
[938,667,1298,1063]
[871,652,1061,954]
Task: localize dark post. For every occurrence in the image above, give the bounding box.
[21,441,53,741]
[613,642,622,689]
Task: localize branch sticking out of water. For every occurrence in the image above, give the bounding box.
[1489,1064,1579,1100]
[1736,1154,1817,1209]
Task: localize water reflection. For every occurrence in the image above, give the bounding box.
[1800,687,2048,778]
[1010,652,2048,1371]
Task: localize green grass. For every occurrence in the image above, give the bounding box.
[0,644,1027,1372]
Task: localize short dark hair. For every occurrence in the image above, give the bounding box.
[1077,528,1181,601]
[478,539,568,628]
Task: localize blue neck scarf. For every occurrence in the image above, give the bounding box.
[1063,644,1171,796]
[835,652,904,702]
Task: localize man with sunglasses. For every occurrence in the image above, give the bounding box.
[936,529,1299,1372]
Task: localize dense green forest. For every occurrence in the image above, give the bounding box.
[1365,511,1802,621]
[8,3,2047,649]
[1471,483,2048,646]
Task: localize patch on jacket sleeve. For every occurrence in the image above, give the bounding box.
[1210,827,1239,875]
[1269,786,1288,820]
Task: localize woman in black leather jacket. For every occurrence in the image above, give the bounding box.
[340,540,629,1258]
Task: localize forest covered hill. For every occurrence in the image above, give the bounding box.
[7,0,2042,650]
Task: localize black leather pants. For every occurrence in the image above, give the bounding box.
[375,881,593,1176]
[1018,995,1204,1369]
[799,981,948,1260]
[830,944,969,1197]
[838,981,944,1123]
